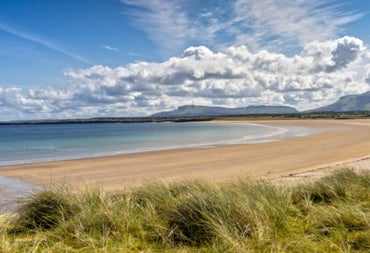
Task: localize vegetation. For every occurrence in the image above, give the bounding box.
[1,168,370,252]
[1,110,369,125]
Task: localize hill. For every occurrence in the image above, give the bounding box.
[151,105,298,117]
[311,91,370,112]
[152,91,370,117]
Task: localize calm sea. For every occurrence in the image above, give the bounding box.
[0,121,305,166]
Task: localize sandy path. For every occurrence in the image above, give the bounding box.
[0,119,369,191]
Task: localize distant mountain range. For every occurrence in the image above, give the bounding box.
[151,105,298,117]
[151,91,370,117]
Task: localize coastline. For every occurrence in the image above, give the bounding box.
[0,119,369,192]
[0,121,315,167]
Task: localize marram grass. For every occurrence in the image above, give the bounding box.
[1,168,369,252]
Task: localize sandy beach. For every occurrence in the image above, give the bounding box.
[0,119,370,191]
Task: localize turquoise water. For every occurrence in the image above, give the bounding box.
[0,122,296,166]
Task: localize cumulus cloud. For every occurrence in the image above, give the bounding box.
[365,70,370,85]
[0,36,369,120]
[302,36,364,73]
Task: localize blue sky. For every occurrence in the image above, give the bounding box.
[0,0,370,120]
[0,0,156,87]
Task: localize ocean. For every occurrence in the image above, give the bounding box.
[0,121,300,166]
[0,121,320,212]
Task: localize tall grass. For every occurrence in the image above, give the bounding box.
[1,168,369,252]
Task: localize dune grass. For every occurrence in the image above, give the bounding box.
[1,168,369,252]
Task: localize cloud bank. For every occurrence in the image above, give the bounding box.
[1,36,369,120]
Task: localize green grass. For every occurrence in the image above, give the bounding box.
[1,168,370,252]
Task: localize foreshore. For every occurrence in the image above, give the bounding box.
[0,119,370,192]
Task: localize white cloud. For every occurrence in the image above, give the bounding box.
[301,36,365,73]
[120,0,364,54]
[366,67,370,84]
[102,45,119,51]
[1,36,369,120]
[121,0,190,53]
[232,0,363,50]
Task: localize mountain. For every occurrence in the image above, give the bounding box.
[151,105,298,117]
[310,91,370,112]
[151,91,370,117]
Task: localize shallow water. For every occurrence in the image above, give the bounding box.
[0,176,41,213]
[0,122,302,166]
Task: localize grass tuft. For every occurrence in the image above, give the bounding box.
[292,169,370,205]
[11,188,78,232]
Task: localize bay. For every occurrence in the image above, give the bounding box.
[0,121,321,212]
[0,122,293,166]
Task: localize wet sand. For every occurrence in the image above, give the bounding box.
[0,119,369,191]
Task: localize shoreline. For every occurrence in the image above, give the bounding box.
[0,119,369,192]
[0,121,316,167]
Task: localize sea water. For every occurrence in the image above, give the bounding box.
[0,122,303,166]
[0,122,320,212]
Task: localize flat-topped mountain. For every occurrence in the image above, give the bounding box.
[152,91,370,117]
[151,105,298,117]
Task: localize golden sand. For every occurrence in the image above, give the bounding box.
[0,119,369,190]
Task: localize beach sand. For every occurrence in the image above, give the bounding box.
[0,119,369,192]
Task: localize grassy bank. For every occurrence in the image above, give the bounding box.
[1,168,369,252]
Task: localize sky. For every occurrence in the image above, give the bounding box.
[0,0,370,120]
